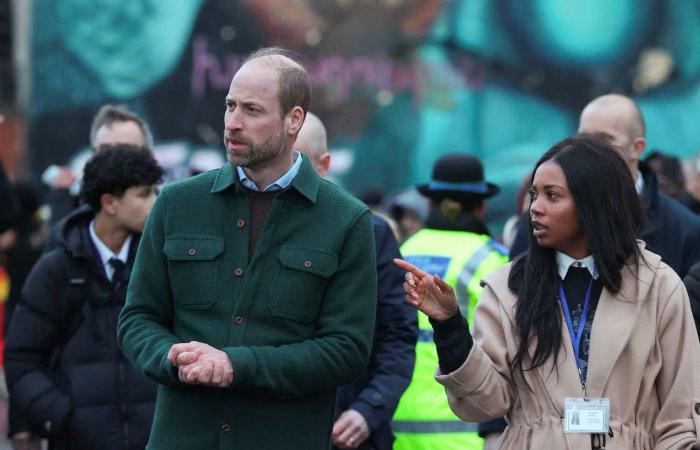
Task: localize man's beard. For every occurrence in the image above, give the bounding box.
[224,127,287,168]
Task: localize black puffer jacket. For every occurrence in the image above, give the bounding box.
[4,205,156,450]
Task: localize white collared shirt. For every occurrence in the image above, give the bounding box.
[635,170,644,195]
[89,220,132,282]
[556,251,599,280]
[236,152,303,192]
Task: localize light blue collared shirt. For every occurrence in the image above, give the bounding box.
[236,152,302,192]
[89,220,132,282]
[635,170,644,195]
[556,251,599,280]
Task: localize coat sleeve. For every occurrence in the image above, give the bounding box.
[223,209,378,399]
[117,188,183,388]
[348,217,417,430]
[677,205,700,279]
[4,251,75,435]
[652,278,700,450]
[434,282,513,422]
[682,262,700,340]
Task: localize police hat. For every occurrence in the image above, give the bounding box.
[416,153,500,201]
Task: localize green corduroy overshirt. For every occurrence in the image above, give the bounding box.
[118,156,377,450]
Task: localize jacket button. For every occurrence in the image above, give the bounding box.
[222,424,231,432]
[234,316,244,325]
[234,267,243,277]
[188,248,196,256]
[695,403,700,415]
[236,218,245,228]
[304,260,312,268]
[233,184,240,193]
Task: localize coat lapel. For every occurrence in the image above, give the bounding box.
[534,249,657,412]
[586,256,657,397]
[585,282,641,397]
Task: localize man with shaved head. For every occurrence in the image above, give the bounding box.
[578,93,700,278]
[118,48,378,450]
[296,112,331,176]
[578,94,647,178]
[297,113,417,450]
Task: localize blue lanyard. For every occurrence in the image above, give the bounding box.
[558,279,594,376]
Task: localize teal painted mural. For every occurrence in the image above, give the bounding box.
[29,0,700,231]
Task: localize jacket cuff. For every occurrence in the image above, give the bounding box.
[478,417,507,437]
[349,393,388,431]
[160,350,185,387]
[8,399,39,438]
[434,342,492,398]
[41,395,73,437]
[430,311,468,339]
[430,311,472,374]
[223,346,256,388]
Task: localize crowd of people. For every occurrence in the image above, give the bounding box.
[0,46,698,450]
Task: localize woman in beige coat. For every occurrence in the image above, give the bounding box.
[396,134,700,449]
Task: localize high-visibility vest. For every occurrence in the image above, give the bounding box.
[392,228,508,450]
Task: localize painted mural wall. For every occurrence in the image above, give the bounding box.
[29,0,700,229]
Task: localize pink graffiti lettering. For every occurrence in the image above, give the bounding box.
[190,35,486,102]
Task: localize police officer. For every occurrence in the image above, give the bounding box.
[392,154,508,450]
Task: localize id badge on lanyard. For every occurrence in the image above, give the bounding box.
[563,397,610,434]
[558,281,611,435]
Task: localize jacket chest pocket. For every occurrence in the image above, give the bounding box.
[163,236,223,309]
[269,246,338,323]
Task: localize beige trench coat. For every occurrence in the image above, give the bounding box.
[436,245,700,449]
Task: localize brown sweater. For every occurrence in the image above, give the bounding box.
[244,187,279,259]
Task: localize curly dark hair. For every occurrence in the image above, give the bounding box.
[80,144,163,211]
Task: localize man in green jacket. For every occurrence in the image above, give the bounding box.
[118,47,377,450]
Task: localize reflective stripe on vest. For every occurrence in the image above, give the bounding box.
[418,328,433,343]
[454,242,499,310]
[392,420,479,434]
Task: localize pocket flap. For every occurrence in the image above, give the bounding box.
[279,246,338,277]
[164,236,224,261]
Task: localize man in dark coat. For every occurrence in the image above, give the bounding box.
[4,145,163,450]
[118,48,377,450]
[296,112,418,450]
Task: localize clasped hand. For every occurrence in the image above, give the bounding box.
[167,341,233,387]
[393,258,459,322]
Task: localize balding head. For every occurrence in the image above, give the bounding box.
[295,112,331,177]
[243,47,311,119]
[578,94,646,177]
[224,47,308,175]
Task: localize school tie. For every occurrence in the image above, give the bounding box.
[108,257,126,289]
